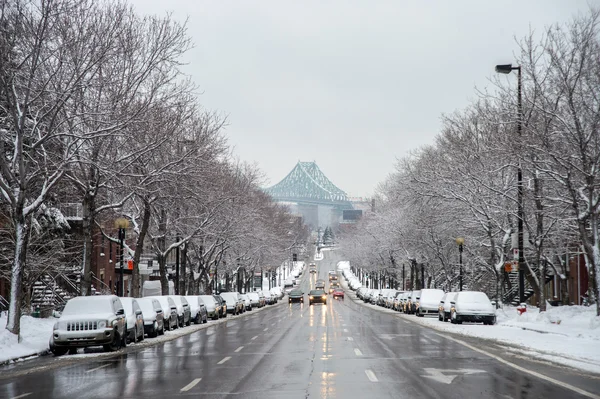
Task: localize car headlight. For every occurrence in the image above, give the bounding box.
[98,320,107,329]
[322,295,327,299]
[309,296,314,299]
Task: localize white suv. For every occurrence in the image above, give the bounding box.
[50,295,127,355]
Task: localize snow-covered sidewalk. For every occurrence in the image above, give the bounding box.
[348,290,600,374]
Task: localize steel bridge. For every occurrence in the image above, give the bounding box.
[264,161,353,227]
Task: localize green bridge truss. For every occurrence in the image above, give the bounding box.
[265,161,353,208]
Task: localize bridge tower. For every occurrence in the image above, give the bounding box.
[264,161,353,229]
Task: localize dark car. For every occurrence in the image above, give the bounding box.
[315,279,325,290]
[309,290,327,305]
[329,281,340,294]
[332,289,344,300]
[288,290,304,303]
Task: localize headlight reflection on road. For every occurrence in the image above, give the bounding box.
[320,372,336,398]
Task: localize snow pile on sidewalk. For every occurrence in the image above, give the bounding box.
[0,313,54,364]
[414,304,600,373]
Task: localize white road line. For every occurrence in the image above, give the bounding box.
[180,378,202,392]
[438,333,600,399]
[85,363,111,373]
[263,327,269,332]
[343,328,348,333]
[347,337,354,341]
[217,356,231,365]
[10,394,32,399]
[365,369,378,382]
[251,335,258,340]
[354,348,363,356]
[234,346,244,353]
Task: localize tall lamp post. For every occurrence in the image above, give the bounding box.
[495,63,525,304]
[115,218,129,297]
[455,237,464,291]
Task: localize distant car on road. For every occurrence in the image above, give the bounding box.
[332,289,344,300]
[309,263,317,273]
[309,289,327,305]
[288,289,304,303]
[315,279,325,290]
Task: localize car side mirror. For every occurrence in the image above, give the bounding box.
[116,308,125,316]
[156,309,163,314]
[491,301,497,306]
[135,310,142,316]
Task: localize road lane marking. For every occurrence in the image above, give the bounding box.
[343,328,348,332]
[234,346,244,352]
[347,337,354,341]
[263,327,269,332]
[365,369,378,382]
[180,378,202,392]
[10,394,32,399]
[86,364,111,373]
[217,356,231,365]
[251,335,258,340]
[438,334,600,399]
[354,348,363,356]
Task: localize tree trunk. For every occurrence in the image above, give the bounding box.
[6,216,31,338]
[132,198,151,297]
[158,254,169,295]
[181,245,187,295]
[81,193,95,296]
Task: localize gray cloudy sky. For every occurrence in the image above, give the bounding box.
[131,0,591,198]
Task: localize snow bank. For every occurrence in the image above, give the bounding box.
[0,313,54,364]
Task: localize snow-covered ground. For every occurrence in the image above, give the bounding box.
[0,313,55,364]
[0,298,284,365]
[352,295,600,374]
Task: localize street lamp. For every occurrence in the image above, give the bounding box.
[114,217,129,297]
[455,237,464,291]
[495,63,525,304]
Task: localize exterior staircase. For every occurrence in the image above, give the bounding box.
[31,268,97,311]
[502,266,554,305]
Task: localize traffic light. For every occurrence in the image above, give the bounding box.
[292,253,297,262]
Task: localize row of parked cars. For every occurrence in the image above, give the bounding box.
[341,269,496,325]
[49,287,286,356]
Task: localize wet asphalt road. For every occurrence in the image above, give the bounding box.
[1,251,600,399]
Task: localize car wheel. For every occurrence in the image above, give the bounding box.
[131,328,137,344]
[68,347,78,355]
[103,331,121,352]
[438,314,443,321]
[121,332,127,348]
[138,326,144,341]
[159,325,165,335]
[150,322,158,338]
[51,346,68,356]
[186,318,191,326]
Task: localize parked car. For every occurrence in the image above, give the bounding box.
[147,296,178,330]
[170,296,192,327]
[288,289,304,303]
[262,290,275,305]
[119,297,145,343]
[136,297,164,337]
[184,295,208,324]
[239,294,253,311]
[213,294,227,317]
[271,286,284,299]
[49,295,127,355]
[416,289,445,317]
[332,289,344,300]
[247,292,264,308]
[438,292,457,322]
[308,289,327,305]
[220,292,244,315]
[450,291,496,325]
[199,295,220,320]
[406,290,421,314]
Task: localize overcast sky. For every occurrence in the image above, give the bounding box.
[130,0,591,198]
